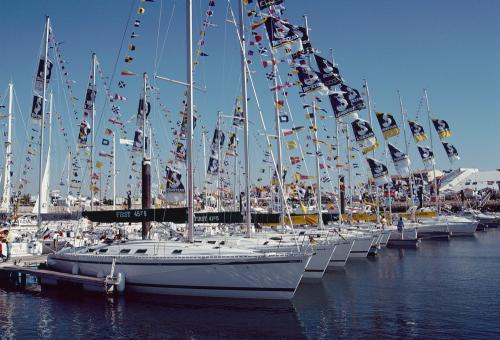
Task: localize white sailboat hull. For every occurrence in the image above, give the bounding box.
[348,237,373,258]
[47,242,310,300]
[302,243,336,279]
[327,240,354,269]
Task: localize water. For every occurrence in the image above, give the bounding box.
[1,230,500,339]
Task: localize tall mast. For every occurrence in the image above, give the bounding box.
[186,0,194,242]
[1,83,13,212]
[90,52,96,211]
[423,89,439,214]
[216,111,221,210]
[37,16,50,229]
[331,48,343,227]
[273,61,284,228]
[238,0,252,236]
[141,72,152,239]
[202,130,207,208]
[398,90,415,221]
[67,151,71,209]
[346,125,353,223]
[112,132,116,210]
[303,15,322,229]
[363,79,380,224]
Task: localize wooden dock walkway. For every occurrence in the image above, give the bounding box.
[0,256,109,293]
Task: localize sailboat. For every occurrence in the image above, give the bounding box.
[48,2,311,299]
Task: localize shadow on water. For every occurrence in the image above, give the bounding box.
[0,286,306,339]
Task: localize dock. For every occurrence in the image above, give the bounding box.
[0,256,111,294]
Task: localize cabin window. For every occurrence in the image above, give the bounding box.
[472,182,477,185]
[194,240,202,243]
[270,237,282,241]
[299,231,305,235]
[219,241,225,245]
[207,240,216,244]
[99,248,108,253]
[135,249,147,254]
[263,241,269,245]
[120,249,131,254]
[213,246,220,249]
[172,249,182,254]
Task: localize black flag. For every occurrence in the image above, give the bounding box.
[314,54,342,88]
[329,84,365,119]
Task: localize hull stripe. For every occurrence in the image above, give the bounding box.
[50,257,303,266]
[126,282,295,292]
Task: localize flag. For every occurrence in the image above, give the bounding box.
[132,129,144,152]
[207,155,219,175]
[287,140,298,150]
[442,142,460,163]
[165,166,185,193]
[78,119,91,144]
[417,145,435,169]
[408,121,428,142]
[279,115,289,123]
[387,143,410,177]
[31,95,43,119]
[314,54,342,88]
[264,17,303,56]
[432,118,452,139]
[34,58,53,94]
[351,118,379,154]
[296,66,329,97]
[366,158,391,187]
[258,0,283,10]
[329,83,366,119]
[375,112,400,139]
[232,100,244,128]
[119,138,134,146]
[121,69,137,76]
[290,156,301,165]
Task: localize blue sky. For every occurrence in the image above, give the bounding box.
[0,0,499,199]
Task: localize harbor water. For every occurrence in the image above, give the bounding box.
[1,229,499,339]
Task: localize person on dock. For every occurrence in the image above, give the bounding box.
[397,216,405,233]
[0,228,12,261]
[0,228,5,261]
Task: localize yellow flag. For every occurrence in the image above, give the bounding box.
[287,141,298,150]
[96,161,103,169]
[138,7,145,14]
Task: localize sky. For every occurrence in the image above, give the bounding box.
[0,0,499,199]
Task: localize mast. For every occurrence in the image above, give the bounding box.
[238,0,252,237]
[1,83,13,212]
[67,151,71,210]
[112,132,116,210]
[335,118,342,227]
[345,125,353,223]
[141,72,152,239]
[423,89,439,214]
[216,111,221,210]
[90,52,96,211]
[398,90,415,221]
[202,130,207,208]
[303,15,322,229]
[186,0,194,242]
[330,48,343,227]
[37,16,50,229]
[363,79,380,224]
[273,61,285,228]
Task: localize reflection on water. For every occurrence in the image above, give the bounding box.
[1,230,500,338]
[0,289,305,339]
